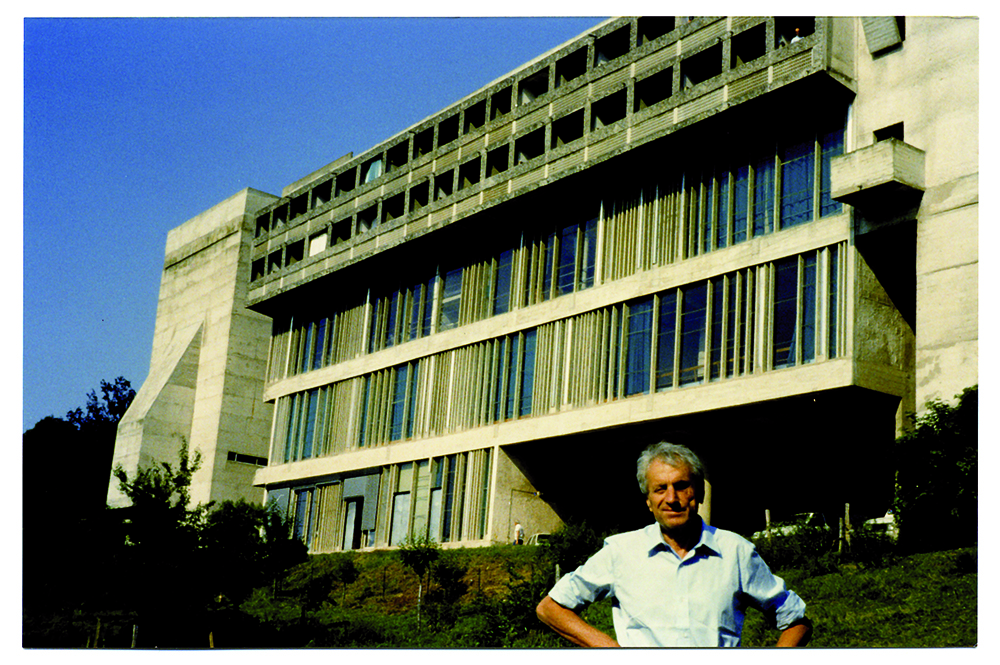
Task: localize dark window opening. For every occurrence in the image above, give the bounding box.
[552,110,584,149]
[874,122,904,143]
[290,193,308,220]
[409,181,429,212]
[382,193,404,223]
[272,204,288,227]
[490,86,512,120]
[634,67,673,111]
[331,218,352,246]
[255,213,270,238]
[413,128,434,159]
[386,142,408,173]
[267,250,282,274]
[731,23,767,68]
[285,240,304,267]
[227,451,267,466]
[463,100,486,134]
[775,17,815,48]
[251,258,265,281]
[595,26,631,66]
[336,167,357,196]
[518,70,549,106]
[361,155,384,184]
[458,158,481,190]
[556,48,587,88]
[592,90,627,130]
[486,144,510,176]
[896,16,906,41]
[638,17,675,46]
[681,43,722,88]
[438,114,459,146]
[435,169,454,200]
[312,179,332,208]
[357,205,377,234]
[516,127,546,163]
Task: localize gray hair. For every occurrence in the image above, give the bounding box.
[636,442,707,501]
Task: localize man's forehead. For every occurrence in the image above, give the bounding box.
[647,458,692,478]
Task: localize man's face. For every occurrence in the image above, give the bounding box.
[645,459,699,532]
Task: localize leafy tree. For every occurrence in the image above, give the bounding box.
[65,376,136,429]
[398,534,441,627]
[893,385,977,552]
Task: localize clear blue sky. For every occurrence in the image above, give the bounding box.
[22,17,606,432]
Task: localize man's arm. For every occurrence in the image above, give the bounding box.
[775,618,812,647]
[536,595,619,647]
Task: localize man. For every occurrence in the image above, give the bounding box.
[536,442,812,647]
[513,520,525,545]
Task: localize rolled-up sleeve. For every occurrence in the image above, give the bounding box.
[742,548,807,630]
[547,542,615,611]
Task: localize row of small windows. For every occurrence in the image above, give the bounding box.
[251,16,818,250]
[274,448,493,552]
[271,244,844,463]
[267,113,844,382]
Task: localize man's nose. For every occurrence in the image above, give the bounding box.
[663,486,677,503]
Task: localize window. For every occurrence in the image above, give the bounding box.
[413,128,434,159]
[731,23,766,68]
[290,193,308,220]
[331,218,351,246]
[681,43,722,88]
[592,90,627,130]
[386,142,409,173]
[516,127,545,163]
[409,181,429,212]
[362,156,384,184]
[458,158,481,190]
[518,70,549,105]
[779,133,815,228]
[556,48,587,87]
[490,86,512,120]
[463,100,486,134]
[624,298,654,395]
[439,267,462,331]
[273,204,288,227]
[312,179,332,208]
[775,17,815,48]
[486,144,510,176]
[336,167,357,196]
[595,26,630,66]
[634,68,673,112]
[285,240,304,267]
[493,330,537,421]
[679,284,707,385]
[638,17,674,46]
[493,248,514,315]
[438,114,459,146]
[357,205,377,233]
[255,212,270,238]
[435,169,454,200]
[772,257,798,368]
[382,192,404,224]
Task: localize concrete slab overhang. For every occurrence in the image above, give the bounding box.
[831,139,926,210]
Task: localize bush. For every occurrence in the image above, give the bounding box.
[753,526,839,574]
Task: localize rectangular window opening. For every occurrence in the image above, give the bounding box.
[438,114,459,146]
[331,218,351,246]
[357,205,377,234]
[518,70,549,106]
[409,181,430,212]
[516,127,545,164]
[681,43,722,89]
[874,122,904,143]
[386,142,409,173]
[272,203,288,227]
[638,17,675,46]
[731,23,767,68]
[382,192,405,224]
[486,144,510,176]
[312,179,332,208]
[556,48,587,88]
[463,100,486,135]
[255,213,270,238]
[336,167,357,197]
[591,90,627,130]
[267,250,282,274]
[284,240,304,267]
[458,158,481,190]
[775,17,815,48]
[413,128,434,159]
[290,193,308,220]
[595,26,631,66]
[634,67,673,112]
[435,169,454,200]
[551,110,584,149]
[308,230,328,257]
[489,86,512,120]
[362,155,384,184]
[251,258,265,281]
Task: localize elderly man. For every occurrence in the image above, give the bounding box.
[536,442,812,647]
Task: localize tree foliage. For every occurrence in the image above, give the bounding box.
[65,376,136,429]
[893,385,977,552]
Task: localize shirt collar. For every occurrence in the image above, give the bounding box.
[644,518,722,558]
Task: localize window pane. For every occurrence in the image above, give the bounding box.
[802,254,817,363]
[679,284,707,385]
[828,246,839,358]
[312,318,327,370]
[753,156,774,236]
[656,292,677,389]
[422,275,436,337]
[385,290,399,348]
[819,126,844,217]
[710,280,725,380]
[716,171,729,249]
[520,330,537,416]
[409,283,423,341]
[389,492,411,546]
[780,137,815,228]
[494,249,513,315]
[624,298,653,395]
[439,268,462,330]
[505,335,520,420]
[406,361,420,439]
[390,365,408,441]
[302,388,318,458]
[580,216,598,289]
[542,231,556,300]
[773,258,798,368]
[725,277,738,377]
[557,224,578,295]
[733,165,749,244]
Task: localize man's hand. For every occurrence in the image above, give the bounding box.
[536,595,619,647]
[776,618,812,647]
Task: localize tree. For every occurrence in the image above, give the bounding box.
[398,534,441,627]
[893,385,977,552]
[65,376,136,429]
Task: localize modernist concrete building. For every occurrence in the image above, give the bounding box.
[111,16,977,551]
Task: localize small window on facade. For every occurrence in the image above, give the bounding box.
[775,17,815,48]
[438,114,459,146]
[312,179,332,208]
[594,26,631,66]
[290,193,308,220]
[357,205,377,234]
[874,122,904,143]
[361,156,384,184]
[516,127,546,163]
[435,169,454,200]
[438,267,463,331]
[681,43,722,89]
[413,128,434,159]
[409,181,429,212]
[267,250,282,274]
[308,230,328,257]
[386,142,409,173]
[591,90,627,130]
[458,158,481,190]
[285,240,304,267]
[382,192,404,223]
[731,23,766,68]
[634,67,673,111]
[556,48,587,88]
[486,144,510,176]
[490,86,512,120]
[272,203,288,227]
[331,217,352,246]
[336,167,357,196]
[518,70,549,106]
[251,258,265,281]
[552,110,585,148]
[255,213,270,238]
[463,100,486,134]
[637,16,675,46]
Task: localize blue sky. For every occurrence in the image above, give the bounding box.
[22,16,605,431]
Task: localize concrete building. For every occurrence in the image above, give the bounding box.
[111,16,977,550]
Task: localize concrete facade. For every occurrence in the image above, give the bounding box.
[114,17,977,551]
[108,188,279,507]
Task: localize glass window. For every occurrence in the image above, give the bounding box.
[733,165,749,244]
[580,216,598,289]
[504,335,521,420]
[773,258,798,368]
[302,388,318,458]
[520,330,537,416]
[716,171,730,249]
[542,231,556,301]
[819,126,845,217]
[439,268,462,330]
[828,246,839,359]
[312,319,327,371]
[557,224,578,295]
[494,249,514,315]
[624,298,653,395]
[710,280,725,380]
[656,292,678,390]
[679,284,707,385]
[802,254,817,363]
[390,365,409,441]
[780,136,815,228]
[406,361,420,439]
[753,155,774,236]
[389,492,410,546]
